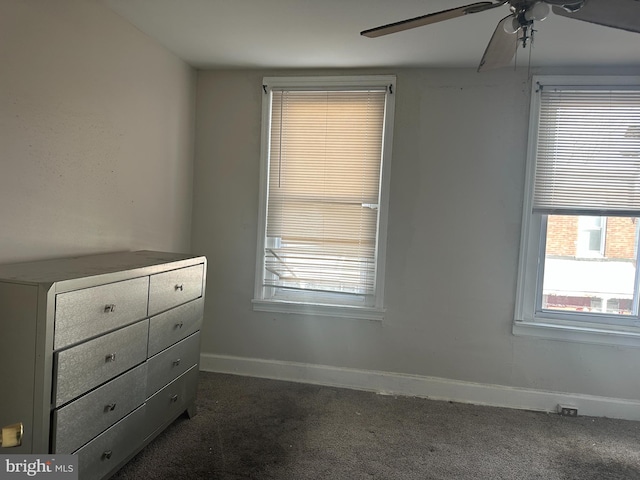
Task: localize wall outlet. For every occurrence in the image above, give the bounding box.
[558,405,578,417]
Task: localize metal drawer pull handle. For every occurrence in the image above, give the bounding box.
[105,353,116,362]
[175,284,184,291]
[102,451,112,460]
[170,394,179,403]
[0,422,23,448]
[105,403,117,412]
[104,304,116,313]
[173,358,181,366]
[175,322,184,329]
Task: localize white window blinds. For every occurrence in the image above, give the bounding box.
[533,87,640,216]
[264,88,387,301]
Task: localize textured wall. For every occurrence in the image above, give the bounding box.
[0,0,196,263]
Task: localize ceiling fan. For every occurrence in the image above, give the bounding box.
[361,0,640,72]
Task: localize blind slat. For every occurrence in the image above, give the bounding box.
[533,88,640,216]
[265,90,386,296]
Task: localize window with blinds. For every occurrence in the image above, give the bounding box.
[515,76,640,345]
[533,87,640,216]
[254,76,395,317]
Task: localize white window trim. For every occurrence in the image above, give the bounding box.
[514,75,640,347]
[252,75,396,321]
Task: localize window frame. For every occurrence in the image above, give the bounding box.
[252,75,396,321]
[514,75,640,347]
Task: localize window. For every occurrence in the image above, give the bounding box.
[576,216,605,257]
[542,215,636,315]
[515,76,640,346]
[253,76,396,320]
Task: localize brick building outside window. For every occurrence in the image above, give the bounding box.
[543,215,639,314]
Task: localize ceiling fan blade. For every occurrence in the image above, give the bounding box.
[477,15,519,72]
[361,1,507,38]
[552,0,640,34]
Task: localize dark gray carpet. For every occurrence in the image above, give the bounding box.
[111,372,640,480]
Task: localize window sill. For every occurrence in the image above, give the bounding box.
[513,319,640,348]
[252,299,384,321]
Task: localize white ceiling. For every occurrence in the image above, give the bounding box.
[102,0,640,70]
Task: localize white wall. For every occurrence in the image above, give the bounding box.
[193,67,640,415]
[0,0,196,263]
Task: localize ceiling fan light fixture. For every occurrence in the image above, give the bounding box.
[362,0,640,72]
[524,2,550,22]
[503,15,521,34]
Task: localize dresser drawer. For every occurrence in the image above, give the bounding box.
[145,365,199,441]
[148,264,204,315]
[53,363,147,454]
[55,276,149,350]
[54,320,149,406]
[74,405,145,480]
[148,297,203,357]
[147,332,200,397]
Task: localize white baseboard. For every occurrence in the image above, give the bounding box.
[200,353,640,421]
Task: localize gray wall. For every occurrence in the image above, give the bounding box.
[0,0,196,263]
[193,68,640,401]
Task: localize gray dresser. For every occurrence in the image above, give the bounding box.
[0,250,206,479]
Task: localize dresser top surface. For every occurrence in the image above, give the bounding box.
[0,251,205,285]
